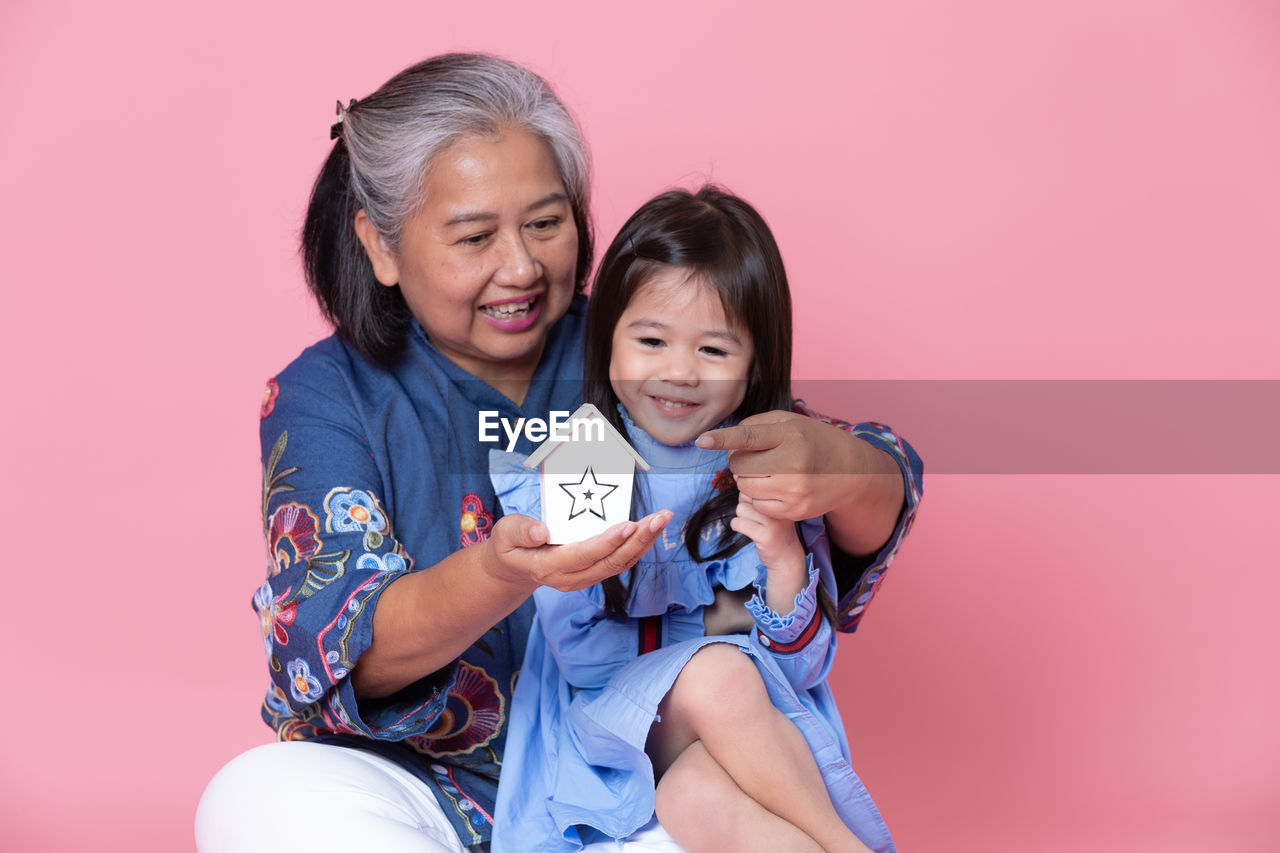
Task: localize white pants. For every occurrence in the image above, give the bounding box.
[196,741,684,852]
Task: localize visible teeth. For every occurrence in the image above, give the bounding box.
[483,299,534,318]
[654,397,693,409]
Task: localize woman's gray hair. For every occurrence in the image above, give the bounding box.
[302,53,594,367]
[339,53,590,251]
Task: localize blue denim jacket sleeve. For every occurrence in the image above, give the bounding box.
[255,362,452,742]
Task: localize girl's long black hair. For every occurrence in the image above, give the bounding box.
[584,186,795,618]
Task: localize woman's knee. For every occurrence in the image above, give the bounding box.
[197,743,290,832]
[195,741,463,853]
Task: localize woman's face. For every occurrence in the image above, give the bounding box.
[609,268,754,446]
[361,128,578,390]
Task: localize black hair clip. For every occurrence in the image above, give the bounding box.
[330,98,358,140]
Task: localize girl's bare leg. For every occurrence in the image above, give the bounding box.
[647,644,872,853]
[655,740,822,853]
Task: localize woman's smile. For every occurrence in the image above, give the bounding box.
[479,293,543,331]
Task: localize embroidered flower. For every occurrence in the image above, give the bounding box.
[267,503,322,576]
[253,581,298,657]
[712,467,735,494]
[264,683,291,716]
[355,552,409,575]
[407,663,504,756]
[324,488,388,534]
[260,378,279,420]
[276,717,321,741]
[286,657,325,704]
[459,493,493,548]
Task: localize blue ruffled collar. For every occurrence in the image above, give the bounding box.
[617,405,732,472]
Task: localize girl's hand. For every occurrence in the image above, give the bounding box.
[730,493,803,571]
[730,493,808,614]
[481,510,673,593]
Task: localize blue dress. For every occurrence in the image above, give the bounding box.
[488,410,897,852]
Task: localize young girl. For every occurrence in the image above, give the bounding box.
[489,187,895,853]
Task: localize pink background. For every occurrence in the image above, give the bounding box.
[3,1,1278,850]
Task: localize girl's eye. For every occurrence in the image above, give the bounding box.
[701,346,729,358]
[638,337,664,348]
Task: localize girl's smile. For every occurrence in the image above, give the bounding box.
[608,267,754,446]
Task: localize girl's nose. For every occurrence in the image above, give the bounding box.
[658,349,699,385]
[493,232,540,288]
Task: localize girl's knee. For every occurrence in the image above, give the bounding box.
[671,643,766,721]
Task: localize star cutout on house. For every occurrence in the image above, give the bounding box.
[559,466,620,521]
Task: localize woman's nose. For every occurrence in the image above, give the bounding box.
[492,232,540,288]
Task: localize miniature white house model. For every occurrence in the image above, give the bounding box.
[523,403,650,544]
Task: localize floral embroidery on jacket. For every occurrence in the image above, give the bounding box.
[459,493,493,547]
[267,503,321,577]
[324,487,389,535]
[260,377,279,420]
[253,581,298,658]
[286,657,325,704]
[260,443,352,603]
[408,662,506,757]
[355,551,409,574]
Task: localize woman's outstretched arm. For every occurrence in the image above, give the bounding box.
[353,511,670,699]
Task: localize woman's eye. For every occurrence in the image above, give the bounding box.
[459,232,491,246]
[528,217,560,233]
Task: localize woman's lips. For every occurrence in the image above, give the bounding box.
[479,294,541,332]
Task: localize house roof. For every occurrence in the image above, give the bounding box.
[522,402,651,471]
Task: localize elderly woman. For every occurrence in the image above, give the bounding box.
[197,53,922,853]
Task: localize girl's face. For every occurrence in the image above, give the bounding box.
[609,267,754,445]
[360,128,578,392]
